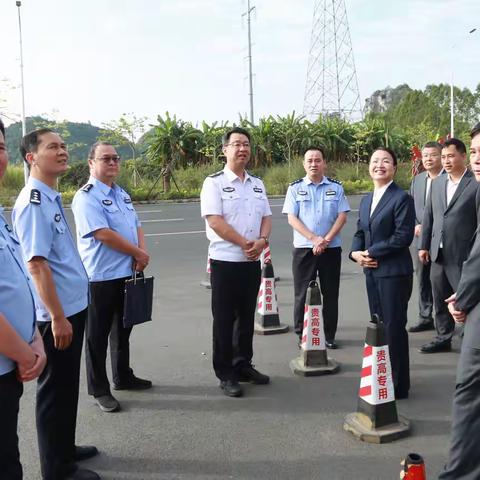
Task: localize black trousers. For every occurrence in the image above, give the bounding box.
[430,251,462,344]
[439,344,480,479]
[37,309,86,480]
[413,251,433,320]
[439,302,480,479]
[292,247,341,340]
[0,370,23,480]
[86,278,132,397]
[365,272,412,397]
[210,259,261,381]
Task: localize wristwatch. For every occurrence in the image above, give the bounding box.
[260,236,269,244]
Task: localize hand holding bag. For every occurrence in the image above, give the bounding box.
[123,271,154,328]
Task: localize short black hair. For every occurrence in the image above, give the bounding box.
[422,141,442,152]
[373,146,398,166]
[470,122,480,140]
[88,141,114,160]
[0,117,5,139]
[443,138,467,154]
[20,128,55,161]
[222,127,251,146]
[304,145,326,158]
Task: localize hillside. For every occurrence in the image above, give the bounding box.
[5,117,131,164]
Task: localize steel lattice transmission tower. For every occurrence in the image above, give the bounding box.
[303,0,363,120]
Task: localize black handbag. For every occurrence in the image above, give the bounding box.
[123,271,154,328]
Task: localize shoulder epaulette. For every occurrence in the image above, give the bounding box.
[208,170,224,178]
[327,177,342,185]
[248,171,261,179]
[289,178,303,186]
[30,189,41,205]
[81,183,93,192]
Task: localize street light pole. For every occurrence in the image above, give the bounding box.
[243,0,255,124]
[16,0,29,183]
[450,28,477,138]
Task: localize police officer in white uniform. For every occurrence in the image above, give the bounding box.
[72,142,151,414]
[282,146,350,348]
[0,118,46,479]
[200,127,272,398]
[13,129,99,480]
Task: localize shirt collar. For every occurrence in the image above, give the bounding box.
[373,180,393,196]
[304,175,329,186]
[88,176,117,196]
[223,166,251,183]
[27,176,60,202]
[426,168,444,179]
[448,168,467,184]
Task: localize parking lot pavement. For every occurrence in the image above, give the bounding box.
[15,197,457,479]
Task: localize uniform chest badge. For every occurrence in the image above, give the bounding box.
[102,199,113,206]
[54,213,61,222]
[326,190,336,196]
[297,190,308,195]
[253,187,263,193]
[124,197,132,204]
[5,224,12,232]
[222,187,235,193]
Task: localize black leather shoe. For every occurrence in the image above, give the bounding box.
[75,445,99,462]
[419,341,451,353]
[66,468,101,480]
[325,340,338,349]
[237,365,270,384]
[409,319,434,332]
[220,380,243,397]
[113,375,152,391]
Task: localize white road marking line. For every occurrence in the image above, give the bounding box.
[269,204,284,207]
[138,209,163,214]
[141,218,184,223]
[145,230,205,237]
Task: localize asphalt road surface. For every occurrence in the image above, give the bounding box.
[12,196,460,479]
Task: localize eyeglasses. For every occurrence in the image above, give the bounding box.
[95,156,121,164]
[227,142,251,148]
[422,153,440,159]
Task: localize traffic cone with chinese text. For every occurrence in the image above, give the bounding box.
[255,260,288,335]
[343,314,410,443]
[290,281,339,376]
[200,254,211,289]
[400,453,426,480]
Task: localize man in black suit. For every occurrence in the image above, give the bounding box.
[419,138,478,353]
[409,142,443,332]
[438,123,480,479]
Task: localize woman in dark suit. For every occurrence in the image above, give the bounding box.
[350,147,415,399]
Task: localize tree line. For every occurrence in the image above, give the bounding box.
[3,83,480,192]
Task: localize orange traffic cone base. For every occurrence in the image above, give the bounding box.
[343,412,410,444]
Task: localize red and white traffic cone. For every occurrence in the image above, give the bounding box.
[255,260,288,335]
[400,453,426,479]
[344,314,410,443]
[260,243,280,281]
[290,280,339,376]
[200,254,211,289]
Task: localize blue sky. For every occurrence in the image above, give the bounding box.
[1,0,479,130]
